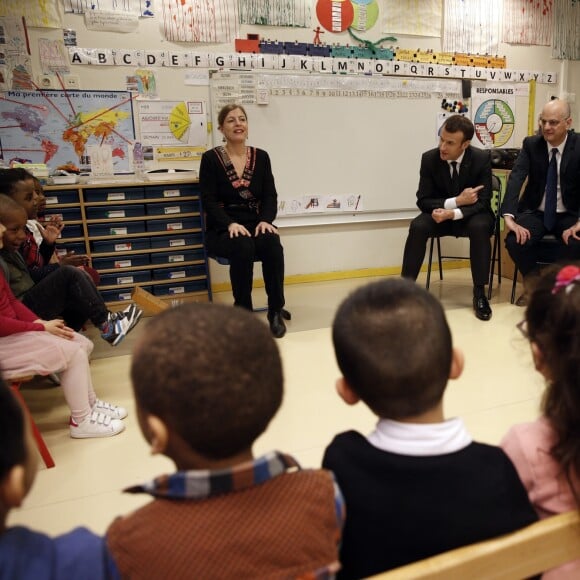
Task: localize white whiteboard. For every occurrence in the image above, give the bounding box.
[208,72,529,222]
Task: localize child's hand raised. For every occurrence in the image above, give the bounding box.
[36,319,75,340]
[60,251,90,267]
[38,220,65,245]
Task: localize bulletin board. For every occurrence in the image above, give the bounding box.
[209,70,535,222]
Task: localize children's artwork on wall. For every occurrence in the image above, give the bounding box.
[239,0,310,27]
[161,0,238,43]
[350,0,379,31]
[552,0,580,60]
[0,0,62,29]
[502,0,553,45]
[64,0,154,18]
[443,0,501,55]
[384,0,442,37]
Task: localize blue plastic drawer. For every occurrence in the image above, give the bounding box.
[88,221,145,237]
[86,205,145,219]
[152,280,207,296]
[58,224,84,239]
[101,287,148,302]
[84,187,145,202]
[91,237,150,253]
[43,207,82,221]
[145,201,199,216]
[55,242,86,258]
[144,184,199,199]
[152,265,205,280]
[92,254,150,270]
[99,270,151,287]
[146,218,198,233]
[149,233,202,248]
[44,189,80,205]
[150,249,204,264]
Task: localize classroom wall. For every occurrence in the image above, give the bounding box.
[24,11,580,284]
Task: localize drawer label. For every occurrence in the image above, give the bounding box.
[114,242,132,251]
[169,271,186,279]
[169,254,184,263]
[117,276,134,284]
[169,238,185,247]
[108,210,126,218]
[114,260,132,268]
[110,227,128,235]
[167,222,183,230]
[45,196,58,205]
[169,286,185,294]
[108,192,126,201]
[163,189,180,198]
[164,206,180,214]
[119,293,132,301]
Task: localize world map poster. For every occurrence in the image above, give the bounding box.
[0,90,135,173]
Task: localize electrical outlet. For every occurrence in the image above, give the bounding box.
[64,75,81,89]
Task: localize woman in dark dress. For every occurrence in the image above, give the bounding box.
[199,104,288,338]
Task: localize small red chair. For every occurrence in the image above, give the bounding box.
[9,377,55,469]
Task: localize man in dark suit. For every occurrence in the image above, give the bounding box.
[501,98,580,304]
[402,115,494,321]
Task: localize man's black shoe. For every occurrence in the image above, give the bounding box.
[268,311,287,338]
[473,296,492,321]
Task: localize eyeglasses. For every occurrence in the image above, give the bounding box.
[539,117,569,127]
[516,320,529,339]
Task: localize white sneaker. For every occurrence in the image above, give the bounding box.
[123,303,143,333]
[92,399,128,420]
[70,411,125,439]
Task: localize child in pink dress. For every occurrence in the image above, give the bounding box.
[502,263,580,579]
[0,217,127,439]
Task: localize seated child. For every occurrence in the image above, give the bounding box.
[502,263,580,579]
[322,278,538,579]
[0,378,120,577]
[0,195,141,346]
[106,302,344,578]
[0,169,98,284]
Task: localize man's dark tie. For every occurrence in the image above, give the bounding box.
[544,148,558,230]
[451,161,459,195]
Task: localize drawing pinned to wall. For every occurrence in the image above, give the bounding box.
[38,39,70,75]
[384,0,441,37]
[0,0,62,29]
[443,0,501,55]
[161,0,238,43]
[126,69,157,98]
[0,90,135,172]
[350,0,379,31]
[64,0,154,18]
[316,0,354,32]
[0,17,33,90]
[502,0,553,45]
[553,0,580,60]
[239,0,310,27]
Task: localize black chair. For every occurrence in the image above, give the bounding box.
[426,174,503,300]
[509,234,560,303]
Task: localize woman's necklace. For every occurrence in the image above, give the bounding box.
[226,146,247,178]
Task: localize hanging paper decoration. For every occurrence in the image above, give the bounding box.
[552,0,580,59]
[443,0,502,55]
[503,0,553,45]
[384,0,442,37]
[350,0,379,32]
[0,0,63,28]
[239,0,310,27]
[161,0,238,43]
[316,0,355,32]
[64,0,154,18]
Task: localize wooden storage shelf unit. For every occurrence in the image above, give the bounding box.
[43,179,212,307]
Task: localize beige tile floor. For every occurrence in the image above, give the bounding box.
[8,269,544,537]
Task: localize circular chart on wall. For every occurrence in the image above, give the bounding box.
[351,0,379,31]
[316,0,355,32]
[474,99,515,148]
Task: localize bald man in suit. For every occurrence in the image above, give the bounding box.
[402,115,494,321]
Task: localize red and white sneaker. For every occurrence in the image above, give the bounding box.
[92,399,128,420]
